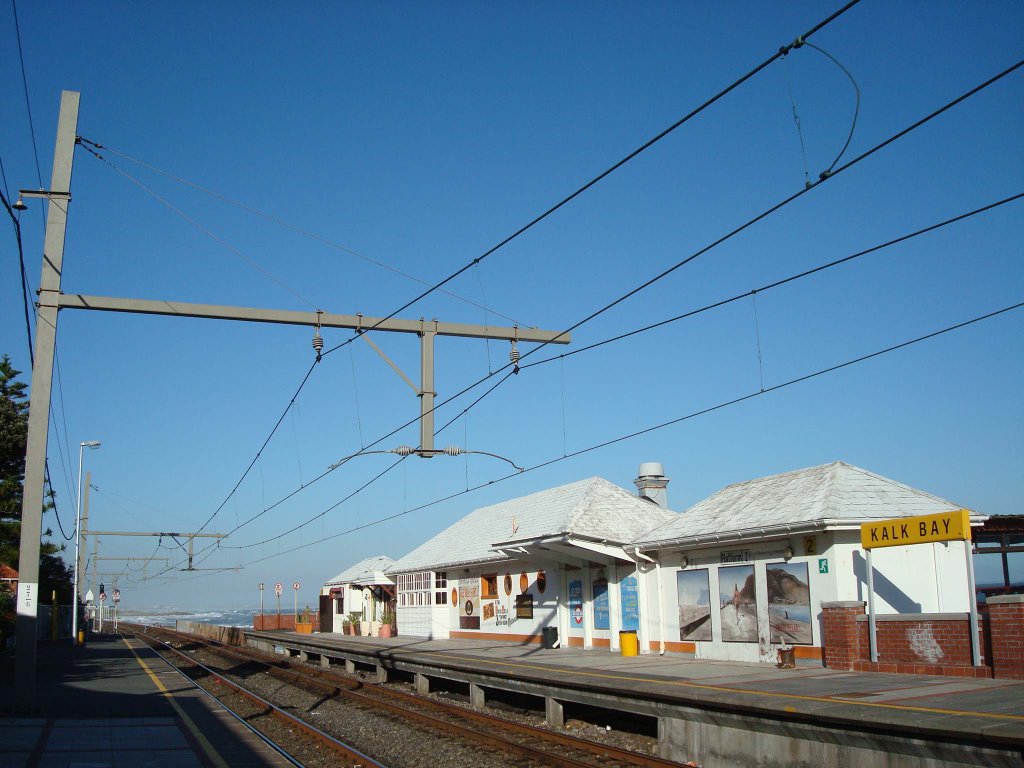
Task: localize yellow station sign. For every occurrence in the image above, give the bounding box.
[861,509,972,550]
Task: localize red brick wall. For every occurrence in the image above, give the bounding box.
[821,602,992,678]
[254,613,319,631]
[987,596,1024,680]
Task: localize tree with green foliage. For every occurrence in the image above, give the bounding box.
[0,354,74,643]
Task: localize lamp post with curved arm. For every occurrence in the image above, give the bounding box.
[72,440,100,644]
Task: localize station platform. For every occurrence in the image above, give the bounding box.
[247,629,1024,766]
[0,634,293,768]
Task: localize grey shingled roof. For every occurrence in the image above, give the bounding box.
[389,477,678,573]
[325,555,395,586]
[638,461,968,548]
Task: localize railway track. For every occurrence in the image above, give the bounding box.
[127,623,694,768]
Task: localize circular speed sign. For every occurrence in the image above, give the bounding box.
[292,582,301,591]
[275,583,283,596]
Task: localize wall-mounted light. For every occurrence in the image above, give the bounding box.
[783,545,794,561]
[680,553,689,569]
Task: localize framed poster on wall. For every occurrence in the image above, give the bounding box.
[719,565,757,642]
[592,577,609,630]
[676,569,712,641]
[458,578,480,629]
[766,562,812,644]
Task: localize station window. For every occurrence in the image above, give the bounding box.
[481,573,498,599]
[399,571,435,608]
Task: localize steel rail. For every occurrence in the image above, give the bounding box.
[132,629,387,768]
[133,624,681,768]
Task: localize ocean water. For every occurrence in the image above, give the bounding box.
[120,608,261,628]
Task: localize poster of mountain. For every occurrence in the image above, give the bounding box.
[766,562,812,644]
[677,569,712,641]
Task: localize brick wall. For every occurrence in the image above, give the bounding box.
[987,595,1024,679]
[821,601,992,678]
[253,613,318,631]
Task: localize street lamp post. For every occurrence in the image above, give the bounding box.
[72,440,100,644]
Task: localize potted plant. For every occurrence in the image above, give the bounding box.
[347,611,361,636]
[380,605,396,638]
[295,605,314,634]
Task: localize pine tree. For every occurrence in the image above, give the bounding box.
[0,355,74,643]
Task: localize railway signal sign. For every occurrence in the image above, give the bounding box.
[292,582,301,591]
[112,588,120,603]
[275,583,283,597]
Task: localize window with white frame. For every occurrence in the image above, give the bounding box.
[398,571,434,607]
[435,571,447,605]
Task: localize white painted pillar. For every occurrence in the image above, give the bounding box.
[609,563,622,652]
[557,565,569,648]
[582,563,594,650]
[636,562,650,654]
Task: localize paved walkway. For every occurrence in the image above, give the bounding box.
[253,631,1024,747]
[0,634,293,768]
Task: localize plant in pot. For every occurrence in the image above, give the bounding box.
[295,605,314,634]
[346,611,361,636]
[380,606,396,638]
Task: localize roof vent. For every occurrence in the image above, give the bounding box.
[634,462,669,509]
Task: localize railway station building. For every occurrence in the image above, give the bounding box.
[321,555,395,635]
[381,461,983,667]
[387,467,677,648]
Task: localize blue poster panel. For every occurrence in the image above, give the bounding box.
[568,579,584,629]
[593,578,609,630]
[620,575,639,631]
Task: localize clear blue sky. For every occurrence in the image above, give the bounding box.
[2,1,1021,612]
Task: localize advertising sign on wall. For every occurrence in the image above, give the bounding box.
[767,562,812,644]
[677,569,712,641]
[593,577,609,630]
[720,565,757,642]
[568,579,583,626]
[458,578,480,630]
[620,575,639,632]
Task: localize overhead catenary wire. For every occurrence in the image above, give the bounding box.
[148,0,862,568]
[164,19,1020,575]
[184,188,1024,568]
[169,300,1024,575]
[317,0,863,360]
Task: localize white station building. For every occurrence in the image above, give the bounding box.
[322,461,982,665]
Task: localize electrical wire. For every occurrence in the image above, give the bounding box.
[75,137,531,327]
[76,142,320,310]
[163,17,1023,575]
[151,0,862,570]
[521,192,1024,369]
[173,300,1024,574]
[318,0,863,360]
[801,41,860,176]
[11,0,42,188]
[188,183,1024,565]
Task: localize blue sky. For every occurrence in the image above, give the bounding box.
[2,2,1021,611]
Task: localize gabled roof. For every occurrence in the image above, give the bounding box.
[389,477,678,573]
[324,555,395,587]
[0,563,17,580]
[638,461,971,549]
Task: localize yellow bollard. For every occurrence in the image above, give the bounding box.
[619,630,638,657]
[77,629,85,645]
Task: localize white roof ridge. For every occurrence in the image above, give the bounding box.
[565,477,606,530]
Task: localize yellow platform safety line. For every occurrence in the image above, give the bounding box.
[122,636,230,768]
[421,652,1024,723]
